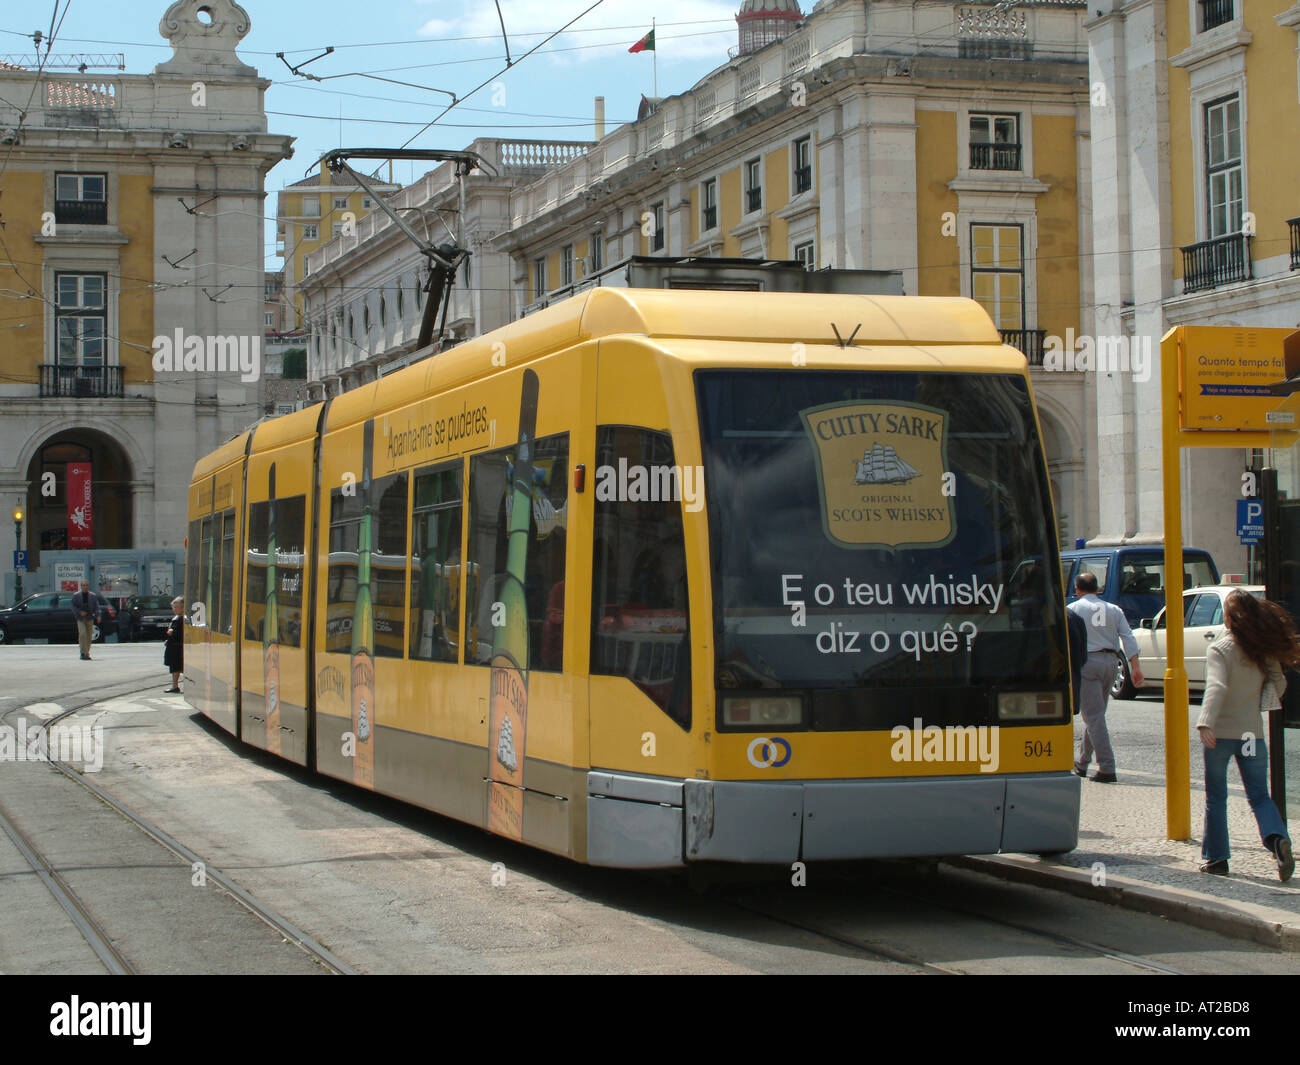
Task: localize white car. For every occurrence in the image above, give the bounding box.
[1113,584,1264,698]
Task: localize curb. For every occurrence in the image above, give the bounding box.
[950,854,1300,952]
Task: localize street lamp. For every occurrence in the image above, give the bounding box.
[12,506,23,604]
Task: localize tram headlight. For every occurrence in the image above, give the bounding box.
[997,691,1063,721]
[721,695,803,728]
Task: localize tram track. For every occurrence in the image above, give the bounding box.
[719,871,1189,975]
[1,681,356,975]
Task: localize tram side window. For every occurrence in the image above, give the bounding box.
[245,495,306,647]
[218,508,236,635]
[465,433,569,670]
[590,427,691,729]
[410,463,464,663]
[186,519,201,620]
[275,496,307,649]
[200,516,215,628]
[245,502,268,640]
[327,474,408,657]
[373,473,409,659]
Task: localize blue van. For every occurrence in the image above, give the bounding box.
[1059,546,1220,625]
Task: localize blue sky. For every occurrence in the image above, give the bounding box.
[1,0,752,267]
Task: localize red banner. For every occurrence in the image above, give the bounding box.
[67,462,93,548]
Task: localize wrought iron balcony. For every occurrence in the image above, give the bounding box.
[1000,329,1047,366]
[53,199,107,225]
[1200,0,1233,32]
[970,142,1022,171]
[40,363,123,398]
[1289,217,1299,271]
[746,187,762,213]
[1180,232,1253,293]
[793,165,812,195]
[702,206,717,231]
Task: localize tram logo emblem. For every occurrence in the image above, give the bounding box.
[799,400,954,551]
[746,736,792,769]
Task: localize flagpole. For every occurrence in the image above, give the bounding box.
[652,18,657,98]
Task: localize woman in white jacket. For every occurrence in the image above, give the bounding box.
[1196,590,1300,881]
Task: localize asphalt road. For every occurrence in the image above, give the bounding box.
[0,642,1295,975]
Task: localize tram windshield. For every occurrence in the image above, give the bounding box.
[696,369,1065,693]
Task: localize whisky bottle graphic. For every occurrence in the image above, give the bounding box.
[264,463,281,756]
[487,369,540,840]
[351,419,376,788]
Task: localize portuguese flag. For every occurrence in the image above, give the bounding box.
[629,28,655,53]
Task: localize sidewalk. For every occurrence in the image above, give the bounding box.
[960,760,1300,950]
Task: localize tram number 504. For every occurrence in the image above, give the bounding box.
[1023,740,1053,758]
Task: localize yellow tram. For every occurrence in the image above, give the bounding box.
[185,288,1078,867]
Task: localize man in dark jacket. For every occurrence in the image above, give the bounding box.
[1067,608,1087,725]
[70,581,102,660]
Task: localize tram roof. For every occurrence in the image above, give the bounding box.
[321,289,1007,434]
[192,429,251,481]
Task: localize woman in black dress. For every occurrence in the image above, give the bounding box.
[164,596,185,693]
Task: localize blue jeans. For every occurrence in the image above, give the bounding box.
[1201,738,1289,863]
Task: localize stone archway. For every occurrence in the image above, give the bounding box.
[23,428,134,568]
[1033,402,1084,549]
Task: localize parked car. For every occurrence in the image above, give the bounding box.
[119,594,176,641]
[1115,584,1263,698]
[0,592,106,645]
[1060,546,1220,625]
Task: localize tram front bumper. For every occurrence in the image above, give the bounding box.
[586,771,1080,868]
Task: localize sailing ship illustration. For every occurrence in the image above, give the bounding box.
[854,443,921,485]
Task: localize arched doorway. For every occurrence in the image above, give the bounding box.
[23,429,134,568]
[1034,404,1083,549]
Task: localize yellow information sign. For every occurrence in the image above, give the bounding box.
[800,400,953,550]
[1179,326,1296,431]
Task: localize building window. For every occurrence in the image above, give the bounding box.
[1200,0,1233,32]
[970,224,1025,330]
[651,201,665,251]
[302,223,318,241]
[348,312,355,341]
[363,197,374,209]
[54,273,106,366]
[1205,95,1243,239]
[265,312,275,328]
[969,113,1021,171]
[532,257,547,299]
[301,195,320,217]
[792,136,813,195]
[561,244,575,286]
[332,223,345,238]
[333,196,348,209]
[379,295,386,327]
[744,158,762,213]
[701,178,718,231]
[54,173,107,225]
[793,240,815,268]
[363,304,371,333]
[590,233,603,273]
[397,284,405,318]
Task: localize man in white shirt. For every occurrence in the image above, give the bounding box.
[1066,572,1143,782]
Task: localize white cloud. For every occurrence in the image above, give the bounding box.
[416,0,739,64]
